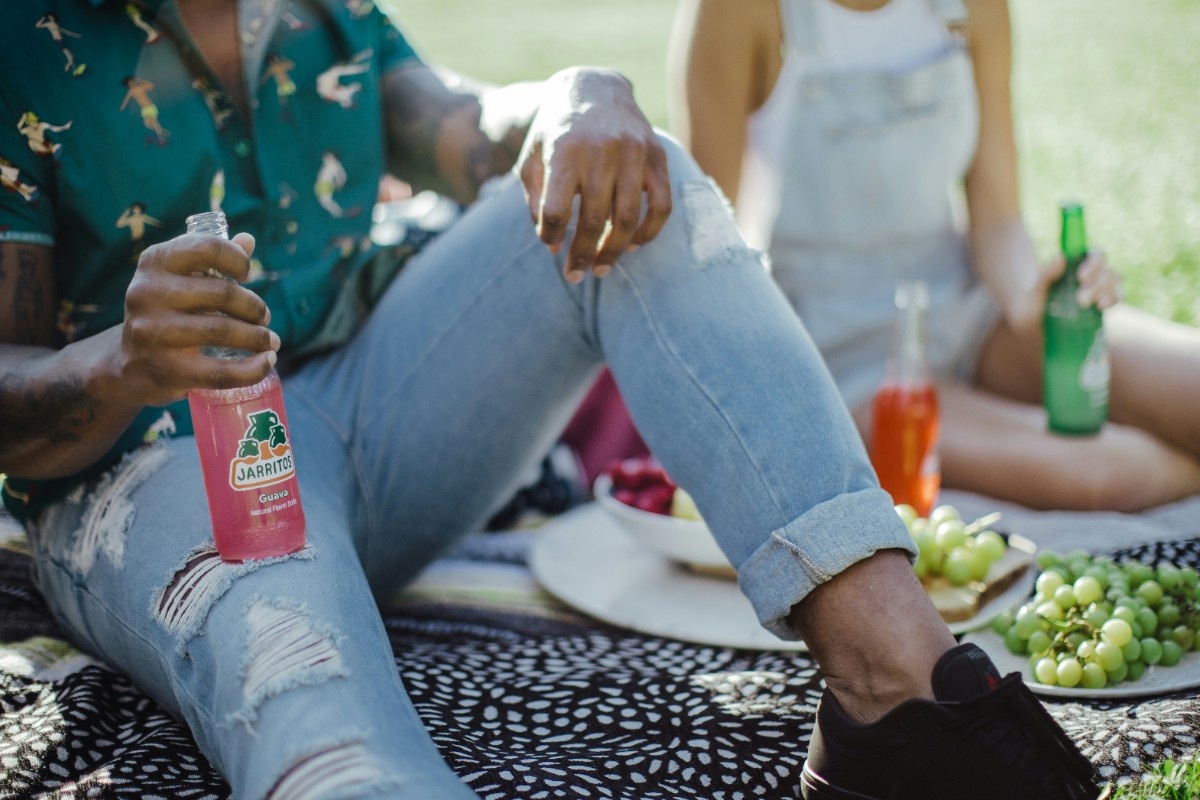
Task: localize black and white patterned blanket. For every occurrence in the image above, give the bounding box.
[2,516,1200,799]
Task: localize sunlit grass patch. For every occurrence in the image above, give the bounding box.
[1108,758,1200,799]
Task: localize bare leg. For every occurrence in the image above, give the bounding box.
[936,381,1200,510]
[1105,305,1200,455]
[977,303,1200,458]
[789,551,957,724]
[852,377,1200,511]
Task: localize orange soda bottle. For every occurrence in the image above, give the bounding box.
[869,281,940,517]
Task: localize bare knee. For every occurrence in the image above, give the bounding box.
[1046,458,1153,513]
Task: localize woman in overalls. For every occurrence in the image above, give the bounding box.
[670,0,1200,511]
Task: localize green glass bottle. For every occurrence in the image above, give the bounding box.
[1043,202,1109,435]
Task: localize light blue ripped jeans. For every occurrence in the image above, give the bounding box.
[25,137,914,800]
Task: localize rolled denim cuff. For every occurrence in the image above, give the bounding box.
[738,487,917,641]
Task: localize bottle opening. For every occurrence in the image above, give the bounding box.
[186,210,229,238]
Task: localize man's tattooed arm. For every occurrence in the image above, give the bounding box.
[0,368,100,449]
[13,247,48,346]
[0,244,135,479]
[382,63,538,205]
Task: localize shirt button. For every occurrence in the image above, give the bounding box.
[234,140,251,157]
[297,297,311,316]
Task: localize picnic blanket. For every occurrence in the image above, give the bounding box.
[2,490,1199,799]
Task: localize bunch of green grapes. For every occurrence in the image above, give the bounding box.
[895,504,1008,586]
[991,551,1200,689]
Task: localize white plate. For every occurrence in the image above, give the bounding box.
[962,627,1200,699]
[530,504,808,652]
[529,504,1034,650]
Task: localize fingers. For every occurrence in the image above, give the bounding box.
[631,142,673,248]
[133,311,280,354]
[519,141,545,226]
[592,159,647,277]
[138,349,278,398]
[142,234,257,283]
[535,140,673,282]
[565,174,616,283]
[231,231,257,259]
[124,274,279,361]
[121,230,280,403]
[194,350,278,391]
[121,308,279,404]
[1038,250,1121,310]
[128,268,270,326]
[520,68,676,282]
[1076,250,1122,309]
[537,166,575,259]
[1042,252,1066,285]
[187,273,271,324]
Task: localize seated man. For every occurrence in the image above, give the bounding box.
[0,2,1095,799]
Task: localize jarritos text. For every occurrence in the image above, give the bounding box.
[229,409,296,491]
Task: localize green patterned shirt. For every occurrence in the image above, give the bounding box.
[0,0,420,520]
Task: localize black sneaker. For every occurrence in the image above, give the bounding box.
[800,643,1099,800]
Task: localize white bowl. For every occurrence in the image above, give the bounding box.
[594,474,733,574]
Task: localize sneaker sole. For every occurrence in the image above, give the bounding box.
[800,766,887,800]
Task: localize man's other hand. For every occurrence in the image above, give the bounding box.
[518,68,672,283]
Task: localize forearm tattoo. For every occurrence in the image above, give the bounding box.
[0,370,101,449]
[14,247,45,345]
[0,245,98,452]
[385,71,501,200]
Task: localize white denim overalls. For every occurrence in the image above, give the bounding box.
[749,0,995,410]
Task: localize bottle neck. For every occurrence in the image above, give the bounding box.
[1059,202,1087,273]
[888,281,929,385]
[186,210,245,362]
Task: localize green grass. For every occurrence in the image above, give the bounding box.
[1012,1,1200,325]
[1110,759,1200,800]
[385,0,1200,325]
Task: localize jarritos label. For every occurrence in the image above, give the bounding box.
[228,408,296,492]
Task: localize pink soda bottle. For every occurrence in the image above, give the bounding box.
[185,211,306,562]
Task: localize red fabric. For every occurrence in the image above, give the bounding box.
[561,369,649,486]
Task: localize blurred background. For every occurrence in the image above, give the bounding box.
[384,0,1200,325]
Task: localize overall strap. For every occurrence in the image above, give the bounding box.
[778,0,821,56]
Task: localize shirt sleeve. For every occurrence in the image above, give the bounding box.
[0,87,57,247]
[376,6,422,72]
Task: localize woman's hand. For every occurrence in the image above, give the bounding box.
[1006,250,1122,332]
[1069,250,1122,309]
[518,67,673,283]
[118,232,280,407]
